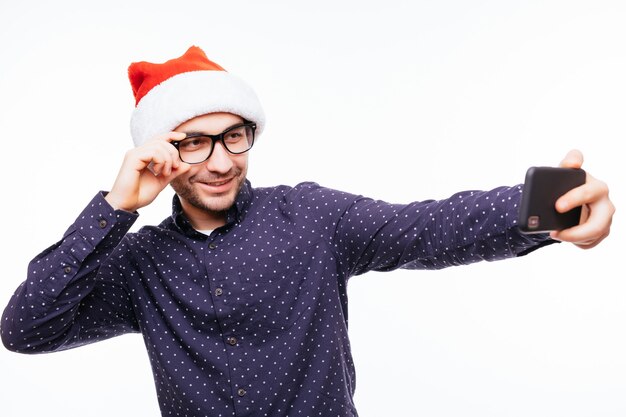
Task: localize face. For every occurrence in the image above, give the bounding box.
[170,112,249,222]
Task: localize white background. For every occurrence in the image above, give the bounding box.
[0,1,624,416]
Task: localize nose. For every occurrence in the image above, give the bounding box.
[204,142,234,174]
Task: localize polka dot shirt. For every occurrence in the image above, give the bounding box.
[1,180,551,416]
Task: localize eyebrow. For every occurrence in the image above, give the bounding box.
[180,123,245,136]
[181,131,210,136]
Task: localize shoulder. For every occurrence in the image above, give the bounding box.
[251,181,319,196]
[247,182,364,222]
[250,181,360,205]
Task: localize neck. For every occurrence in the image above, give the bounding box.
[179,199,228,231]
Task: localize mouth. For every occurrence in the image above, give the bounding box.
[195,177,236,194]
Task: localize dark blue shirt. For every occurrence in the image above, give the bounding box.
[1,180,550,416]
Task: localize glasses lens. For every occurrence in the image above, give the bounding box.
[223,124,254,154]
[176,124,255,164]
[178,136,213,164]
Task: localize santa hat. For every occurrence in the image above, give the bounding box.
[128,46,265,146]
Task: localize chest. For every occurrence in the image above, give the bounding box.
[127,230,342,337]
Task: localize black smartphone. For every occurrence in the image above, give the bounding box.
[518,166,586,233]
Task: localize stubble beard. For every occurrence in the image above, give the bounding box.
[170,168,246,216]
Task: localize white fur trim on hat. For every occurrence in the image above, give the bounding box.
[130,70,265,146]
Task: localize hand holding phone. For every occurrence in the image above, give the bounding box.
[518,167,586,234]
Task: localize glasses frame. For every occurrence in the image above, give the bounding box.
[171,121,256,164]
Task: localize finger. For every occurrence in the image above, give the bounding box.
[150,131,186,143]
[555,175,607,213]
[164,140,182,170]
[551,198,614,245]
[133,139,181,176]
[162,142,180,176]
[163,155,173,177]
[154,161,192,188]
[151,133,185,170]
[552,227,609,250]
[168,161,192,181]
[154,146,173,176]
[551,229,608,250]
[576,230,610,250]
[147,140,189,179]
[148,147,174,176]
[558,149,584,169]
[169,131,187,142]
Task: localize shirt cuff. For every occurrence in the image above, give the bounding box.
[504,184,557,256]
[62,191,138,246]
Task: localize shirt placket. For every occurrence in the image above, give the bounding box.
[205,233,252,415]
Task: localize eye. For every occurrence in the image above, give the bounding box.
[224,128,245,143]
[179,136,211,151]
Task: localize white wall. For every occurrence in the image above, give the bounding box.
[0,1,624,416]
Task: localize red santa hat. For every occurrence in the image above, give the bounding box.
[128,46,265,146]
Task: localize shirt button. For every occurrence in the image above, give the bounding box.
[237,388,246,397]
[227,337,238,346]
[208,243,217,249]
[98,219,108,229]
[215,288,223,296]
[63,266,72,274]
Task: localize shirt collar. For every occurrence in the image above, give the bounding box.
[171,179,254,236]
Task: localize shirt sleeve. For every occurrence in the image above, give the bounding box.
[294,183,555,277]
[1,192,139,353]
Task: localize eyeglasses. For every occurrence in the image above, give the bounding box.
[172,122,256,164]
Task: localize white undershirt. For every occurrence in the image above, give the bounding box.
[196,229,214,236]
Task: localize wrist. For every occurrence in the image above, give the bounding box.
[104,192,136,212]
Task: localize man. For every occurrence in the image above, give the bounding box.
[1,46,615,417]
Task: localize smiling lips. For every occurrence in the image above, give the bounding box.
[196,177,235,193]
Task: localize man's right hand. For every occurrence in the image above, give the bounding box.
[105,132,191,212]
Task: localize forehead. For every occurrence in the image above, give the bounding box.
[175,112,244,133]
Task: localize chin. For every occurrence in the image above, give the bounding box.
[199,193,237,213]
[171,160,248,212]
[171,176,242,215]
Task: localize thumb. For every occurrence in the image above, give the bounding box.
[559,149,584,169]
[159,160,192,184]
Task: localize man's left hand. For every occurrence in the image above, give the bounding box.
[550,149,615,249]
